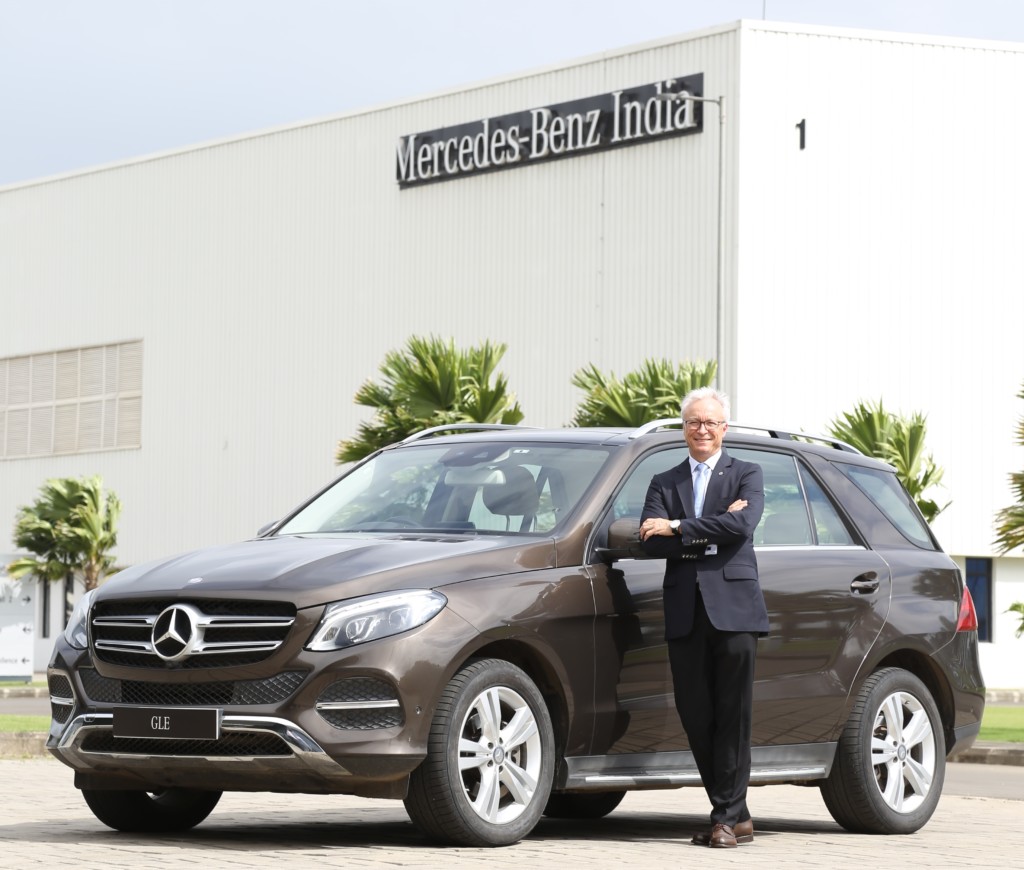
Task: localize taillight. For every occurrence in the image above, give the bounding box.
[956,586,979,632]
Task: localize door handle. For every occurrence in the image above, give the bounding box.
[850,572,880,594]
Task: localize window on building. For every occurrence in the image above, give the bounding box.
[0,340,142,459]
[965,557,992,642]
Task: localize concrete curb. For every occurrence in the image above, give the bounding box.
[0,732,48,758]
[949,743,1024,766]
[0,686,48,699]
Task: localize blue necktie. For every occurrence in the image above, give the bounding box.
[693,462,709,517]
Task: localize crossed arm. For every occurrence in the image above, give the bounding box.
[638,499,747,541]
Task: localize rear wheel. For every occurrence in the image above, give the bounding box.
[82,788,222,832]
[821,668,945,834]
[404,658,555,846]
[543,790,626,819]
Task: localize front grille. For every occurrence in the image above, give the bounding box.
[90,598,296,669]
[79,668,307,706]
[80,731,291,756]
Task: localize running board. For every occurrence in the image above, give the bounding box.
[562,743,835,790]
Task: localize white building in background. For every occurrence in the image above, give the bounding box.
[1,20,1021,683]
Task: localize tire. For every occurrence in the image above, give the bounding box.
[82,788,222,833]
[821,667,945,834]
[543,790,626,819]
[404,658,555,847]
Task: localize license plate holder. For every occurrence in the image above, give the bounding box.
[113,706,221,740]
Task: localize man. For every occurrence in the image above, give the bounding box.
[638,387,767,848]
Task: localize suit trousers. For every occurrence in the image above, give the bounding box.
[667,586,758,827]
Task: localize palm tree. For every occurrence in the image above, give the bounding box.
[336,335,524,463]
[827,399,948,522]
[7,476,121,624]
[569,359,717,427]
[994,382,1024,639]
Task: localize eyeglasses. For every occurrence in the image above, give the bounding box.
[684,419,724,431]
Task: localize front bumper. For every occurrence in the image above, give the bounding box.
[51,710,410,798]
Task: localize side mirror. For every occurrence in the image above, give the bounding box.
[256,521,278,537]
[595,518,648,562]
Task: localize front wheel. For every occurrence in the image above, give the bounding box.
[821,667,945,834]
[404,658,555,847]
[82,788,222,832]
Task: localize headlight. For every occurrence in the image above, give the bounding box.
[306,589,447,651]
[64,589,95,650]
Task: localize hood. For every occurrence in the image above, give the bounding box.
[96,533,558,609]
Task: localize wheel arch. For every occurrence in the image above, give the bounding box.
[459,638,572,763]
[871,649,956,753]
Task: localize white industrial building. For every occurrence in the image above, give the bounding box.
[1,19,1022,685]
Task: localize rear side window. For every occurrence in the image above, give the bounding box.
[730,448,854,547]
[834,463,934,549]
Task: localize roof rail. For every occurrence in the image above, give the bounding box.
[629,418,861,454]
[399,423,533,444]
[630,418,683,438]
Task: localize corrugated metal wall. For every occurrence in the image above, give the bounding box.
[0,24,739,568]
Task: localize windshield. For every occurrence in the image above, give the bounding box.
[277,441,613,536]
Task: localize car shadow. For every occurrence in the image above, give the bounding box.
[0,808,844,851]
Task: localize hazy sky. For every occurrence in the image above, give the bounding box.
[3,0,1024,186]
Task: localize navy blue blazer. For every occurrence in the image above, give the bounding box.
[640,448,769,638]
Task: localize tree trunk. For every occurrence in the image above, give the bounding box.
[64,570,74,628]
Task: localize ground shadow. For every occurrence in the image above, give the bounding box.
[0,806,844,851]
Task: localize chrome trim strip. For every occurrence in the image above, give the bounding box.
[92,616,156,627]
[580,766,826,787]
[315,700,401,711]
[94,640,152,651]
[50,696,75,707]
[94,639,283,654]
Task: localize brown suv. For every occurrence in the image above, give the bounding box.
[47,421,984,846]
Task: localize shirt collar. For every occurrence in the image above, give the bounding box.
[690,450,723,474]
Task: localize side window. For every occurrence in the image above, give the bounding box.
[804,474,854,545]
[731,450,811,546]
[611,448,688,520]
[730,447,853,547]
[836,463,934,549]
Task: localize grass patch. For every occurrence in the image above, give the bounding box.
[0,715,49,733]
[979,705,1024,743]
[0,681,46,688]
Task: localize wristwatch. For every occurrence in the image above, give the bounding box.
[669,519,681,534]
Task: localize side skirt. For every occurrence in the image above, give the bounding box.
[560,742,836,790]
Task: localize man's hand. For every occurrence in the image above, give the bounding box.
[639,518,672,541]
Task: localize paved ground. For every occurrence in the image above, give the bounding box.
[0,758,1022,869]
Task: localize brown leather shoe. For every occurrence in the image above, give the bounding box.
[709,823,739,848]
[691,818,754,846]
